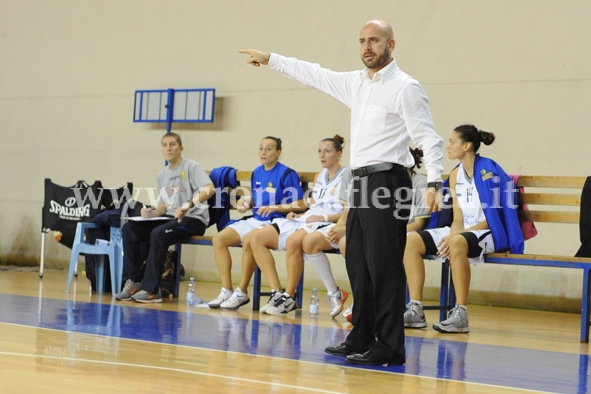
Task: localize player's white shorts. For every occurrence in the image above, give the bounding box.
[417,226,495,265]
[270,218,334,251]
[314,223,339,249]
[227,217,271,243]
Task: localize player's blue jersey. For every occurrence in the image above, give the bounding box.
[251,162,304,221]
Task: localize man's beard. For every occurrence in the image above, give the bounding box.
[362,47,390,69]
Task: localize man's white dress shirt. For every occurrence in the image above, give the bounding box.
[269,54,444,183]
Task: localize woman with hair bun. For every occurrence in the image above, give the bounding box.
[403,124,524,333]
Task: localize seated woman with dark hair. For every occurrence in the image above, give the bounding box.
[403,124,524,333]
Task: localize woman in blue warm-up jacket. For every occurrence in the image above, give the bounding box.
[403,124,524,334]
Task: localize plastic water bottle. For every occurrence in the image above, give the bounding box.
[186,277,196,306]
[309,288,319,318]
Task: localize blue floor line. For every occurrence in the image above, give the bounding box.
[0,294,588,393]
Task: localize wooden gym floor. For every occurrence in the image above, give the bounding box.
[0,269,589,393]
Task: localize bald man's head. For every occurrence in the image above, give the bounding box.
[362,20,394,40]
[359,20,396,72]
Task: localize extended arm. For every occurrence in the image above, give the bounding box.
[238,49,353,107]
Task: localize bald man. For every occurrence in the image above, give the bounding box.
[240,20,444,366]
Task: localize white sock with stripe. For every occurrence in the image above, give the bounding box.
[304,252,338,294]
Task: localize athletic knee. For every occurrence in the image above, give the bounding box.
[338,237,346,256]
[285,235,303,252]
[149,227,167,244]
[301,235,319,254]
[448,235,468,255]
[248,230,265,249]
[213,228,238,249]
[405,232,426,255]
[212,234,227,249]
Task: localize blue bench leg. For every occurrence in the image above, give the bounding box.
[252,266,303,310]
[449,272,456,311]
[174,244,182,298]
[253,266,261,311]
[405,284,410,305]
[581,268,591,342]
[295,266,304,310]
[439,261,450,322]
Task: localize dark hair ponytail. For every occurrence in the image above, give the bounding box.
[454,124,495,153]
[409,147,423,169]
[478,130,495,146]
[321,134,345,152]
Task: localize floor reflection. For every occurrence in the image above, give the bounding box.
[0,293,588,393]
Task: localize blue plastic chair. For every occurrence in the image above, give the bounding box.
[66,222,123,293]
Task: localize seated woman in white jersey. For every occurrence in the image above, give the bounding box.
[403,125,524,333]
[319,148,432,319]
[248,135,346,315]
[208,136,306,310]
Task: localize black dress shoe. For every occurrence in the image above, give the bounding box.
[324,343,356,356]
[345,351,392,366]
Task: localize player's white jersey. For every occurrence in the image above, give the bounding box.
[455,163,486,228]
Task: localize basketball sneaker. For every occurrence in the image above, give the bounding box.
[220,287,250,310]
[404,301,427,328]
[328,288,349,317]
[265,294,297,315]
[260,290,283,314]
[343,304,353,323]
[115,279,141,301]
[208,287,233,309]
[432,304,470,333]
[131,288,162,303]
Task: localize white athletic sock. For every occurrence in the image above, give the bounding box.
[304,252,338,294]
[410,300,423,306]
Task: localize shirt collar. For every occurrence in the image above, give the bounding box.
[360,58,398,82]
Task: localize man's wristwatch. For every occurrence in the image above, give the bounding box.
[186,199,195,208]
[427,181,443,190]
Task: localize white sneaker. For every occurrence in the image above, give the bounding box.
[404,301,427,328]
[260,290,283,314]
[220,287,250,310]
[208,287,233,309]
[433,304,470,333]
[327,288,349,318]
[343,304,353,323]
[265,294,297,315]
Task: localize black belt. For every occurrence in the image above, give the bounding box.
[352,163,397,177]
